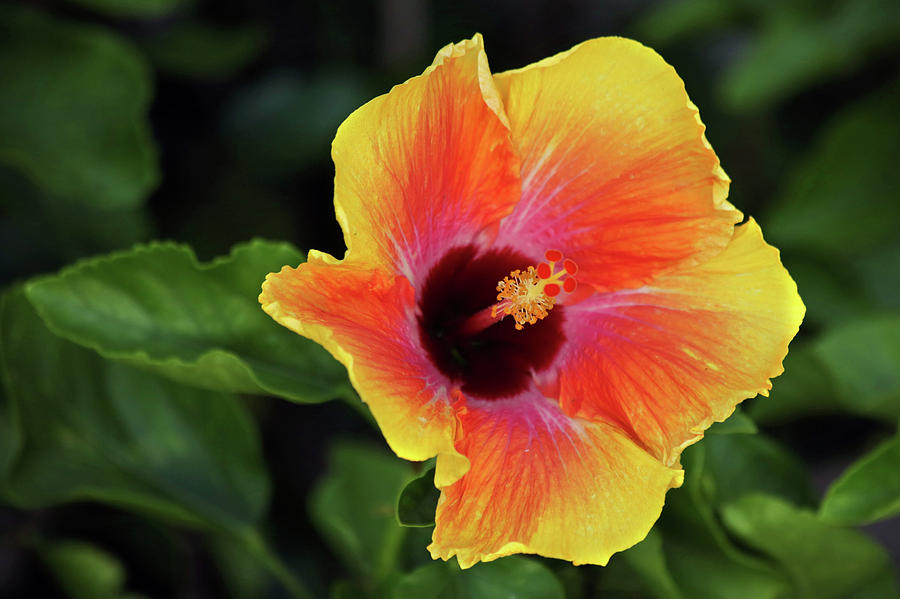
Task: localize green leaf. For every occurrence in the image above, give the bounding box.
[661,526,786,599]
[209,534,273,599]
[764,81,900,256]
[0,287,268,533]
[781,255,872,327]
[222,70,369,176]
[721,495,894,599]
[747,345,842,425]
[821,431,900,526]
[330,580,369,599]
[665,435,817,598]
[39,539,129,599]
[858,241,900,313]
[392,557,564,599]
[396,463,439,528]
[657,446,790,599]
[621,530,683,599]
[0,166,154,273]
[813,316,900,420]
[702,434,816,508]
[0,6,157,209]
[706,408,758,435]
[63,0,191,19]
[25,240,351,404]
[632,0,742,45]
[850,567,900,599]
[208,530,319,599]
[599,529,684,599]
[234,529,317,599]
[309,442,411,582]
[720,1,900,111]
[144,22,268,80]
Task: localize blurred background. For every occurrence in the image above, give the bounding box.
[1,0,900,597]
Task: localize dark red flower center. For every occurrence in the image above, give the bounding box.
[418,245,565,400]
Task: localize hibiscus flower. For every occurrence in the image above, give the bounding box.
[259,34,804,568]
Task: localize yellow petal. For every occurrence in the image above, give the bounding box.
[259,253,467,481]
[493,37,738,292]
[558,218,805,464]
[332,34,520,284]
[429,391,682,568]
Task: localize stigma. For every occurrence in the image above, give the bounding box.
[492,250,578,330]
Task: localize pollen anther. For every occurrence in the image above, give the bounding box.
[491,251,579,330]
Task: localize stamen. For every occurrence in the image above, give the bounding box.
[545,249,563,262]
[491,250,579,330]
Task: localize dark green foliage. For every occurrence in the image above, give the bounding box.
[821,432,900,526]
[396,463,439,527]
[392,557,565,599]
[143,21,269,80]
[722,495,893,599]
[25,240,352,404]
[64,0,190,19]
[705,407,757,435]
[765,83,900,257]
[2,0,900,597]
[308,442,411,583]
[0,6,157,210]
[38,539,145,599]
[814,317,900,420]
[0,287,268,531]
[222,70,371,176]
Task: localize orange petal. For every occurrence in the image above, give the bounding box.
[259,252,468,481]
[557,219,805,465]
[429,390,683,568]
[492,37,739,292]
[333,34,520,284]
